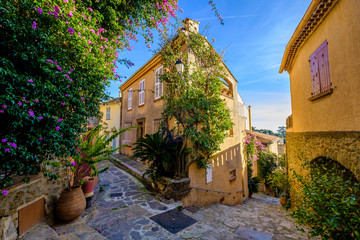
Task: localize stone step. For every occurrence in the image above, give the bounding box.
[18,220,60,240]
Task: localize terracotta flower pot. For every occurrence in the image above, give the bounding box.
[81,176,95,198]
[280,196,287,206]
[56,187,86,221]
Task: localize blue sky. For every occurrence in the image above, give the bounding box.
[108,0,312,132]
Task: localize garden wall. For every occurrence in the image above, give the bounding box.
[286,131,360,203]
[0,166,67,239]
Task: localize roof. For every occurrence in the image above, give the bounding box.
[100,97,121,105]
[245,130,281,144]
[279,0,339,73]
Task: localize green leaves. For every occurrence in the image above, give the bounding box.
[290,158,360,239]
[159,29,233,176]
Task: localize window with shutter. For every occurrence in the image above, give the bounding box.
[128,88,132,110]
[309,40,332,99]
[154,66,163,100]
[106,107,110,120]
[139,80,145,106]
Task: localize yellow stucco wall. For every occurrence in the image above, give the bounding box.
[99,100,121,153]
[288,0,360,132]
[120,61,165,156]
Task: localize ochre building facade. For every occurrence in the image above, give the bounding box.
[120,19,249,206]
[279,0,360,198]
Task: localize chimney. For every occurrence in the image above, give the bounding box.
[183,18,199,33]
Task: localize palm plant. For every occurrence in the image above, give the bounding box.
[132,131,177,179]
[70,125,128,187]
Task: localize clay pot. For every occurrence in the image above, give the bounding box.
[280,196,287,206]
[81,176,95,198]
[56,187,86,221]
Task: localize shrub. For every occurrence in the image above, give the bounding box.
[290,158,360,239]
[132,131,178,179]
[0,0,180,191]
[267,168,288,196]
[249,176,261,196]
[257,150,277,184]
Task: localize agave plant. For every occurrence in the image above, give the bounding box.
[132,131,178,179]
[70,125,129,187]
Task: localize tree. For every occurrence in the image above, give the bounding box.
[0,0,180,190]
[276,126,286,139]
[159,25,233,177]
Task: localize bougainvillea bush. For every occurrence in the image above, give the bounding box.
[0,0,180,193]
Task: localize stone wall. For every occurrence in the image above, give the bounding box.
[0,170,67,239]
[286,131,360,204]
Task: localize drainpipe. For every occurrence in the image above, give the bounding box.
[248,105,252,131]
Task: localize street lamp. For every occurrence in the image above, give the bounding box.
[175,59,185,85]
[175,59,184,75]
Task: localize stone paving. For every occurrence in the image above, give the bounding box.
[21,159,317,240]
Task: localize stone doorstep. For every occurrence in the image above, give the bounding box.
[17,220,59,240]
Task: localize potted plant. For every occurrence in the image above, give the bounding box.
[267,168,289,206]
[56,126,128,220]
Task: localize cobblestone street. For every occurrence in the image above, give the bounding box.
[21,160,315,240]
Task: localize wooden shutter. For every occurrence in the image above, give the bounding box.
[318,40,331,92]
[139,80,145,105]
[309,51,320,95]
[128,88,132,110]
[159,67,163,96]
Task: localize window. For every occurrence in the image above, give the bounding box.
[112,137,117,150]
[206,164,212,183]
[153,119,161,133]
[106,107,110,120]
[137,119,145,140]
[122,122,132,145]
[154,66,163,100]
[230,169,236,181]
[309,40,332,97]
[139,80,145,106]
[128,88,132,110]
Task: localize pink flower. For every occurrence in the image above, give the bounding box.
[8,142,17,147]
[81,97,84,100]
[2,190,9,195]
[1,139,7,143]
[28,109,35,117]
[34,99,39,103]
[68,11,73,17]
[17,102,22,106]
[88,7,93,11]
[57,118,63,122]
[32,21,37,29]
[56,126,60,131]
[38,116,43,120]
[28,79,33,83]
[37,7,43,14]
[39,137,43,140]
[71,161,76,166]
[5,148,10,152]
[68,28,75,35]
[2,105,6,108]
[61,102,65,106]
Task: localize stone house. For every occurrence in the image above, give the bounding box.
[99,97,122,153]
[279,0,360,199]
[119,19,248,206]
